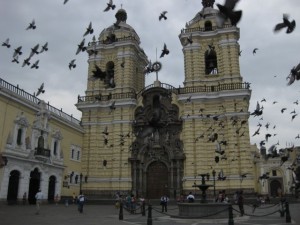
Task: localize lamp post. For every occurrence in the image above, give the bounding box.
[212,169,216,198]
[79,173,83,193]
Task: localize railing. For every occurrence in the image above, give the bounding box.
[88,35,140,47]
[0,78,81,125]
[78,91,137,103]
[78,82,250,103]
[181,24,234,34]
[34,147,51,157]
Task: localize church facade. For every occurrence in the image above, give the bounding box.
[76,3,254,199]
[0,1,299,203]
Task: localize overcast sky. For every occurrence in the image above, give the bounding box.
[1,0,300,150]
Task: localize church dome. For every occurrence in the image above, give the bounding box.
[115,8,127,22]
[99,8,140,44]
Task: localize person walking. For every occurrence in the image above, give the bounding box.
[22,192,27,205]
[35,189,43,215]
[72,192,77,204]
[54,194,60,205]
[237,191,245,216]
[77,191,86,213]
[160,194,169,212]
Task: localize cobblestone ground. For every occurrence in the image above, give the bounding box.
[0,202,299,225]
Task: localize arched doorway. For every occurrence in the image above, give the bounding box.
[28,168,41,204]
[7,170,20,204]
[48,176,56,203]
[147,161,168,199]
[270,179,282,197]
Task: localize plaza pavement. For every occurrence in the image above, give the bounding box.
[0,201,299,225]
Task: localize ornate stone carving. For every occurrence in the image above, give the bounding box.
[14,112,29,127]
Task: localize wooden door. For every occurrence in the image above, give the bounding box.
[147,161,168,199]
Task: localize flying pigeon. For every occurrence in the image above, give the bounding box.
[22,57,31,67]
[187,33,193,44]
[250,101,263,116]
[253,48,258,55]
[274,14,296,34]
[13,46,22,57]
[83,22,94,36]
[159,11,168,21]
[26,19,36,30]
[185,95,192,103]
[104,0,115,12]
[121,61,125,68]
[218,169,226,180]
[215,142,225,155]
[12,55,19,64]
[39,42,48,53]
[76,39,86,55]
[216,0,242,27]
[29,44,40,58]
[63,0,69,4]
[92,64,106,79]
[109,101,116,114]
[102,126,109,136]
[287,62,300,85]
[160,43,169,58]
[2,38,10,48]
[144,61,154,74]
[30,60,39,69]
[36,83,45,96]
[69,59,76,70]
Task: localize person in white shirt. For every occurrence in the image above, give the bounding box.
[77,191,86,213]
[35,189,43,215]
[187,192,195,203]
[160,195,169,212]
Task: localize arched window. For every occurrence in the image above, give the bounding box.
[204,21,212,31]
[105,61,115,88]
[77,151,80,161]
[17,128,22,145]
[71,149,75,159]
[205,47,218,75]
[53,141,57,156]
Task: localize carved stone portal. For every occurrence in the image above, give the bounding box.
[130,87,185,198]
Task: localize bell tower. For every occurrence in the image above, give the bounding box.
[179,0,242,87]
[86,8,148,96]
[177,1,255,194]
[77,8,148,197]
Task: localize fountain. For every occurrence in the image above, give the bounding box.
[193,173,213,203]
[175,173,230,219]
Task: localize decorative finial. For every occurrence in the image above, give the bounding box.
[202,0,215,8]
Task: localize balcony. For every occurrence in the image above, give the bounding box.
[34,147,51,159]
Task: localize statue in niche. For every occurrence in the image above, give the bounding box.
[37,131,44,149]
